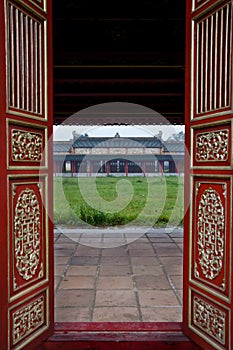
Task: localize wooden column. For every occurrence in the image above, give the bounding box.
[125,160,128,177]
[107,161,110,176]
[89,161,93,177]
[142,161,146,176]
[159,161,164,174]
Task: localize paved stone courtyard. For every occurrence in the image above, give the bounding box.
[54,227,183,322]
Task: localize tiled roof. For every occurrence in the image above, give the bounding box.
[163,141,184,153]
[72,137,162,148]
[54,141,72,153]
[53,138,185,154]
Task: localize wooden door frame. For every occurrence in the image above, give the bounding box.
[43,0,193,347]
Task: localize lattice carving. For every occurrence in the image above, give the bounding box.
[7,3,44,115]
[14,188,41,280]
[195,3,232,115]
[195,130,229,162]
[12,296,44,345]
[193,0,210,11]
[193,296,225,344]
[12,129,43,162]
[197,187,224,280]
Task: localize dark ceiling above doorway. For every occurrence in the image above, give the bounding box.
[53,0,186,125]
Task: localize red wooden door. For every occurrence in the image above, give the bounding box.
[184,0,233,349]
[0,0,54,349]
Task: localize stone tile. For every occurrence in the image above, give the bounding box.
[148,237,173,243]
[152,243,178,249]
[126,238,148,244]
[70,256,99,266]
[93,307,140,322]
[147,233,171,238]
[172,238,183,243]
[141,307,182,322]
[170,275,183,290]
[138,290,180,307]
[134,275,171,290]
[54,243,76,250]
[55,265,66,276]
[95,290,137,307]
[127,243,153,250]
[130,257,159,266]
[59,276,95,289]
[176,290,183,305]
[128,249,155,257]
[156,247,182,257]
[74,248,101,257]
[160,257,183,275]
[101,247,128,256]
[169,233,183,238]
[55,249,74,257]
[78,238,102,245]
[54,277,61,291]
[99,265,131,276]
[102,233,125,238]
[80,233,103,238]
[178,244,183,251]
[55,307,91,322]
[56,289,94,307]
[56,237,75,244]
[100,256,130,266]
[132,265,163,276]
[97,276,133,290]
[103,238,126,244]
[66,266,97,276]
[54,256,70,265]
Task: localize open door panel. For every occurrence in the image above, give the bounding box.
[0,0,54,349]
[184,0,233,349]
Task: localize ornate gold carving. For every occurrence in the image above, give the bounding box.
[12,129,43,162]
[196,182,201,195]
[194,262,199,278]
[14,188,41,281]
[12,296,44,345]
[193,296,225,344]
[197,187,224,280]
[195,130,229,162]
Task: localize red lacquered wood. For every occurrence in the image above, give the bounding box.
[183,1,233,349]
[54,322,183,332]
[0,0,8,349]
[0,1,54,349]
[41,323,201,350]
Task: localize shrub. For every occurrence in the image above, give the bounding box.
[79,204,135,226]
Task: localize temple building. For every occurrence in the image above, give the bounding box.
[53,133,184,176]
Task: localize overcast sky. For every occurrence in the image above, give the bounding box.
[53,125,185,141]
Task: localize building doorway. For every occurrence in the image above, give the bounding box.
[53,118,185,322]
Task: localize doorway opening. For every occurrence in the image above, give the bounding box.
[53,116,185,322]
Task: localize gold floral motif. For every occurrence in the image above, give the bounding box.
[14,188,41,281]
[197,187,224,280]
[193,296,225,344]
[195,130,229,162]
[12,297,44,345]
[12,130,43,162]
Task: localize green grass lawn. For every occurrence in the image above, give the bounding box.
[54,175,184,227]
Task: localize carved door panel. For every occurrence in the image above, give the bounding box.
[184,0,233,349]
[0,0,54,349]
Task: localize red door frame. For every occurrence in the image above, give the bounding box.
[0,0,54,349]
[0,0,206,348]
[43,1,192,348]
[46,0,192,347]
